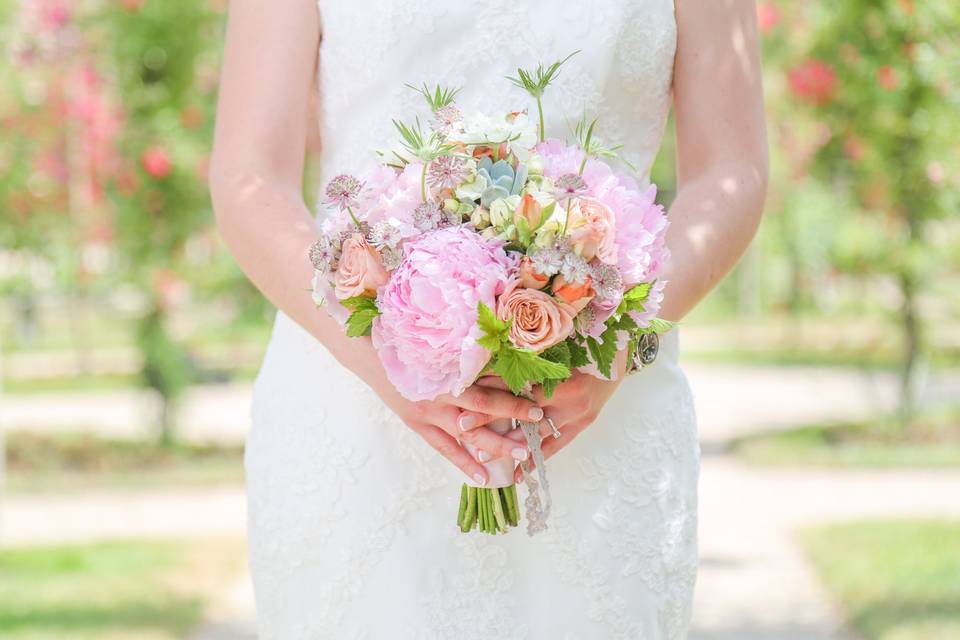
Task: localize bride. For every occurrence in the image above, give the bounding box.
[209,1,766,638]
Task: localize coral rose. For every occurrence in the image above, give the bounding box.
[518,256,549,289]
[566,198,617,264]
[496,278,575,353]
[552,275,595,312]
[334,233,389,300]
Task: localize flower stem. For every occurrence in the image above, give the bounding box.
[503,484,519,526]
[561,199,572,235]
[421,161,429,202]
[457,483,467,526]
[346,206,362,229]
[578,154,587,176]
[466,486,477,530]
[492,488,508,533]
[536,95,545,142]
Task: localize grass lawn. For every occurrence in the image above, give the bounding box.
[0,538,245,640]
[5,432,245,494]
[801,520,960,640]
[731,410,960,468]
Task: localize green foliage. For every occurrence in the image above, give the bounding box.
[505,50,580,99]
[586,327,618,380]
[405,82,461,112]
[341,295,380,337]
[476,301,510,353]
[490,344,570,395]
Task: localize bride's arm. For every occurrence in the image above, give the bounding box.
[208,0,540,483]
[659,0,768,320]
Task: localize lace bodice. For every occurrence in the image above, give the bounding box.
[315,0,677,190]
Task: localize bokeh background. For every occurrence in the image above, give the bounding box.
[1,1,958,639]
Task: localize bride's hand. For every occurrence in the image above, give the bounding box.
[464,351,629,483]
[388,388,542,487]
[349,341,542,486]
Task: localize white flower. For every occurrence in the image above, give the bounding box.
[455,171,487,202]
[450,111,538,161]
[489,195,521,228]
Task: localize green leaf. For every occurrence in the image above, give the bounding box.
[345,308,378,337]
[542,377,561,399]
[340,295,379,312]
[477,301,505,335]
[541,341,571,367]
[536,201,556,230]
[491,345,571,395]
[516,216,532,246]
[586,324,619,379]
[476,301,511,354]
[640,318,675,335]
[477,334,503,353]
[623,282,652,303]
[566,338,590,368]
[609,312,637,333]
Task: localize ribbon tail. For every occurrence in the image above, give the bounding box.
[514,417,552,536]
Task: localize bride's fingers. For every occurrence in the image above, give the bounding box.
[474,375,508,390]
[453,410,496,432]
[459,425,530,463]
[413,423,488,486]
[453,386,544,424]
[431,406,526,462]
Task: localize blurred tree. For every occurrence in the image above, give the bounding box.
[790,1,960,423]
[94,0,224,444]
[1,0,259,445]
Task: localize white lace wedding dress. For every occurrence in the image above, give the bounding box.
[245,1,700,638]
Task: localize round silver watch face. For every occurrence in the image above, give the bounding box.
[637,332,660,367]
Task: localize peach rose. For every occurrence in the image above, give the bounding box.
[567,198,617,264]
[334,233,389,300]
[496,278,575,353]
[552,275,595,312]
[514,193,543,230]
[518,256,549,289]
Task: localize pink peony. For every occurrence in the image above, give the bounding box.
[496,278,576,353]
[596,179,670,286]
[334,233,389,300]
[355,163,424,234]
[372,226,518,401]
[538,139,670,286]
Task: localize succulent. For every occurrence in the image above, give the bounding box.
[477,156,528,208]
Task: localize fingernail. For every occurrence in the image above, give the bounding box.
[512,447,529,461]
[528,407,544,421]
[458,414,476,431]
[477,450,490,462]
[473,473,486,486]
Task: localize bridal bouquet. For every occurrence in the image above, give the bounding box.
[309,52,672,535]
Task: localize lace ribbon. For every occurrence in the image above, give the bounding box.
[514,417,552,536]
